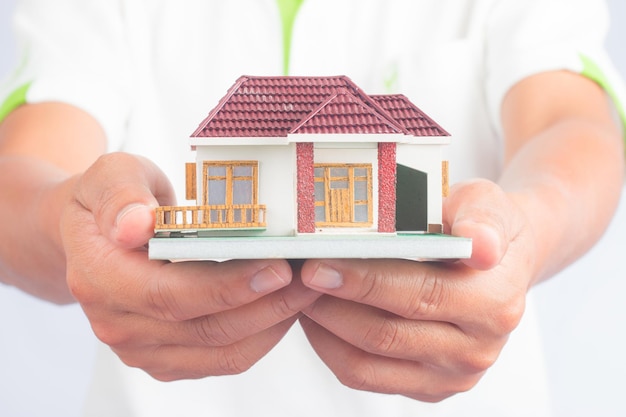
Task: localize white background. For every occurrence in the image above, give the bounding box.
[1,1,625,416]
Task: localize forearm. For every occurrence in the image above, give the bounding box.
[0,157,78,302]
[499,72,624,285]
[0,103,106,303]
[500,120,623,284]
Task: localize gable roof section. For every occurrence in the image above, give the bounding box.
[290,88,405,135]
[192,75,449,138]
[372,94,449,137]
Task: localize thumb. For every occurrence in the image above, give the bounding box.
[443,179,518,270]
[74,152,176,249]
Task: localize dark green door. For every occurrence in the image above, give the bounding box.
[395,164,427,232]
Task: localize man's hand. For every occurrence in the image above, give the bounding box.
[62,153,321,381]
[295,71,624,402]
[297,180,533,402]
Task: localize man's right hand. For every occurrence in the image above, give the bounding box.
[62,152,321,380]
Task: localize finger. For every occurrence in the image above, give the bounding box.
[301,295,503,372]
[73,152,176,249]
[300,258,468,322]
[443,179,523,270]
[91,275,321,348]
[73,251,296,321]
[299,316,483,402]
[180,275,320,346]
[299,258,524,335]
[115,317,298,381]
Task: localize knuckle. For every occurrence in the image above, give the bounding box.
[335,361,377,392]
[91,320,133,348]
[144,279,186,322]
[415,393,451,403]
[447,374,483,397]
[116,351,146,370]
[118,347,200,382]
[410,389,455,403]
[457,347,499,374]
[270,294,301,319]
[361,318,406,355]
[208,284,245,312]
[65,270,94,304]
[407,276,446,318]
[91,152,133,175]
[214,347,255,376]
[82,153,126,196]
[149,372,179,383]
[490,295,525,336]
[118,352,179,381]
[329,354,386,394]
[357,270,387,304]
[192,316,235,347]
[65,255,109,306]
[416,376,482,403]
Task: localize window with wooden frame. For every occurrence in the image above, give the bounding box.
[314,164,373,228]
[202,161,259,224]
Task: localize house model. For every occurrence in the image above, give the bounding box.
[149,75,471,260]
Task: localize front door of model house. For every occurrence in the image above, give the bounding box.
[329,186,351,223]
[314,164,373,228]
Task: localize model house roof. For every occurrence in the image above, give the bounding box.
[192,75,449,138]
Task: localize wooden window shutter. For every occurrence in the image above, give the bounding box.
[186,162,197,201]
[442,160,449,198]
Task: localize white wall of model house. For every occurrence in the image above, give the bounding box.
[192,134,446,235]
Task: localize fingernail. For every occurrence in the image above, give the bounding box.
[250,266,287,293]
[115,204,151,228]
[309,263,343,289]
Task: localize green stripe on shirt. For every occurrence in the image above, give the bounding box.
[580,54,626,138]
[276,0,305,75]
[0,82,31,123]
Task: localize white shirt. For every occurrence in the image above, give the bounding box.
[3,0,623,416]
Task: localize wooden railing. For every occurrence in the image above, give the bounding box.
[155,204,266,231]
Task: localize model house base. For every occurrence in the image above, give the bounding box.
[148,234,472,261]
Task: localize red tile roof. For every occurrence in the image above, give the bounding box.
[192,75,449,138]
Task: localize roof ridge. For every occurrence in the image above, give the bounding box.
[338,80,409,135]
[290,87,406,134]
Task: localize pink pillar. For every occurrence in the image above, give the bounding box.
[377,142,396,233]
[296,143,315,233]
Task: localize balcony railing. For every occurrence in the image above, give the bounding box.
[155,204,266,231]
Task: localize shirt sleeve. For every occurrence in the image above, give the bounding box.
[0,0,132,151]
[484,0,626,137]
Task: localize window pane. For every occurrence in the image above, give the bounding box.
[233,166,253,177]
[210,208,226,223]
[208,166,226,177]
[330,168,348,178]
[314,167,325,178]
[330,180,348,190]
[208,179,226,204]
[233,180,252,204]
[315,206,326,223]
[354,168,367,177]
[315,182,325,202]
[237,208,253,223]
[354,204,369,222]
[354,180,367,200]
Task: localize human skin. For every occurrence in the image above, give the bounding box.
[0,71,623,398]
[296,71,624,401]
